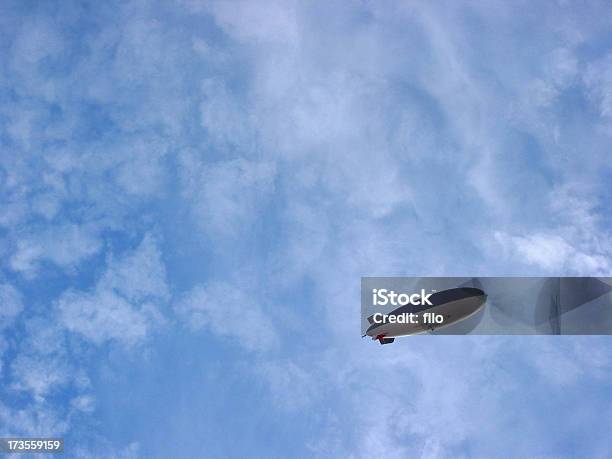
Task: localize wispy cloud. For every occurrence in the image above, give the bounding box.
[175,281,279,352]
[58,233,169,347]
[1,0,612,456]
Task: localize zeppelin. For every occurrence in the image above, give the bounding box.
[364,287,487,344]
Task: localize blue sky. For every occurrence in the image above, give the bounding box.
[1,0,612,457]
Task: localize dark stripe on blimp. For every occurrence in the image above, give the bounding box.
[428,287,485,310]
[367,287,485,333]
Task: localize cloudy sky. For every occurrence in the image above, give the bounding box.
[2,0,612,457]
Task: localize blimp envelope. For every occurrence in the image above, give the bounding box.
[361,277,612,338]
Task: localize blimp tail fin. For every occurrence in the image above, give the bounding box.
[367,314,376,324]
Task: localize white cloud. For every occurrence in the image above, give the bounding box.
[585,54,612,119]
[59,290,151,347]
[70,395,96,414]
[529,340,596,387]
[255,360,316,411]
[9,319,63,384]
[99,233,169,303]
[179,152,276,237]
[58,233,169,347]
[9,223,102,278]
[199,79,256,150]
[175,281,278,352]
[11,353,70,401]
[0,282,23,326]
[0,401,69,437]
[2,293,130,450]
[495,231,574,270]
[11,17,63,66]
[492,183,612,275]
[0,283,24,375]
[495,230,610,274]
[207,0,300,45]
[113,141,169,198]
